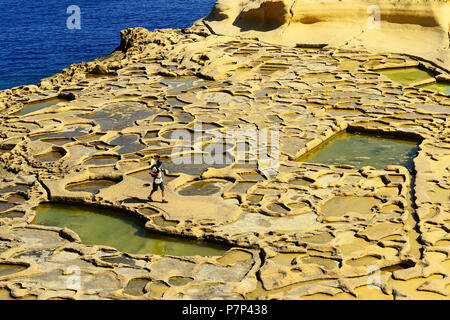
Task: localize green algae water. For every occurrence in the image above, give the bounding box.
[379,67,434,86]
[418,81,450,95]
[33,203,229,256]
[297,132,419,170]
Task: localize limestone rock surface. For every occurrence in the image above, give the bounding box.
[203,0,450,69]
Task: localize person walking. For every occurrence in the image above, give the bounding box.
[148,159,168,203]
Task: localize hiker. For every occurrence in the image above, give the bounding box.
[148,159,168,203]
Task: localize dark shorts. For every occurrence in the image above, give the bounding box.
[152,182,164,191]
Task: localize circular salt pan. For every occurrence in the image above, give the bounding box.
[202,91,249,104]
[177,179,232,196]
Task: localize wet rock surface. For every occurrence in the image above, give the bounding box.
[0,18,448,300]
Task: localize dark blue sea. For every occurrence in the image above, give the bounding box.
[0,0,216,90]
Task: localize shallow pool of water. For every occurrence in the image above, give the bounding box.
[417,81,450,95]
[378,67,434,86]
[85,155,120,166]
[178,180,231,196]
[0,263,27,277]
[66,180,117,194]
[110,135,145,155]
[321,196,382,218]
[297,132,419,170]
[19,99,63,116]
[33,203,229,256]
[34,151,65,162]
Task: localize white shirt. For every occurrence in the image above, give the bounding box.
[151,165,163,184]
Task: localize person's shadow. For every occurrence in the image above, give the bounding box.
[122,197,147,204]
